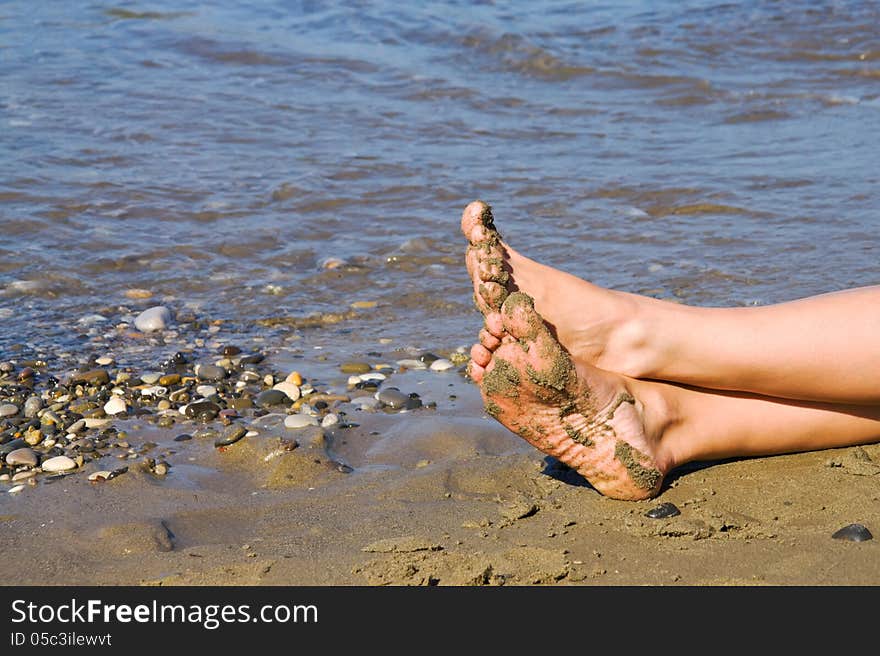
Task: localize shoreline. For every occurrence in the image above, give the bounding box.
[2,340,878,586]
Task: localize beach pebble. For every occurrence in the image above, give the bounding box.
[195,363,227,381]
[396,359,427,370]
[140,385,167,397]
[5,448,38,467]
[67,419,86,434]
[377,388,410,409]
[359,372,386,382]
[159,374,181,386]
[352,396,381,410]
[0,403,19,418]
[95,356,114,366]
[8,485,24,495]
[103,396,127,415]
[185,400,220,421]
[42,455,77,472]
[347,375,362,386]
[285,371,303,386]
[196,384,217,398]
[71,368,111,386]
[340,362,371,374]
[284,414,319,429]
[12,470,35,482]
[215,425,248,447]
[88,471,112,482]
[645,502,681,519]
[832,523,873,542]
[429,358,454,372]
[134,305,172,332]
[321,413,339,428]
[272,381,301,402]
[255,389,290,408]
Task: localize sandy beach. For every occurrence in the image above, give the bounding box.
[3,1,880,588]
[2,348,878,586]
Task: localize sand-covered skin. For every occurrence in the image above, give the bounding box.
[2,369,878,586]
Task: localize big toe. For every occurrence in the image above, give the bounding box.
[461,200,500,245]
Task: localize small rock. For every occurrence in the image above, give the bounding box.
[255,389,290,408]
[341,362,371,374]
[103,396,127,415]
[5,448,38,467]
[42,455,77,472]
[272,381,301,402]
[195,384,217,398]
[429,358,454,371]
[71,369,111,386]
[646,502,681,519]
[0,403,19,418]
[195,364,227,381]
[377,388,410,409]
[95,356,114,366]
[832,524,873,542]
[173,434,192,442]
[284,414,319,429]
[285,371,303,386]
[395,359,427,370]
[185,400,221,421]
[140,372,162,384]
[159,374,181,386]
[134,306,172,332]
[215,425,247,447]
[321,413,339,428]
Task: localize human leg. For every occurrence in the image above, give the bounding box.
[470,291,880,501]
[462,200,880,404]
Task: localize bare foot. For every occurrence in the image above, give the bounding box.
[470,291,670,501]
[461,200,657,377]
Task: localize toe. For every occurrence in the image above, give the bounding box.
[461,200,496,244]
[501,292,541,340]
[479,328,501,351]
[470,343,492,367]
[478,281,508,311]
[484,312,505,338]
[467,360,485,383]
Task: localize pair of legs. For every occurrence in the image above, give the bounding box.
[462,200,880,500]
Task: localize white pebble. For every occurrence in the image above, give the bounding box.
[42,456,77,472]
[429,358,454,371]
[134,306,172,332]
[140,386,168,397]
[272,381,301,402]
[84,418,111,428]
[8,485,25,495]
[359,372,387,382]
[96,356,114,366]
[396,359,427,370]
[347,375,361,386]
[88,471,112,482]
[284,414,319,429]
[321,413,339,428]
[352,396,381,410]
[196,385,217,397]
[103,396,127,415]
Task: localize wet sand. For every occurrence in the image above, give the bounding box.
[3,364,878,587]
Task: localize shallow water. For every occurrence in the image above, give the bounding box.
[3,0,880,366]
[2,2,880,585]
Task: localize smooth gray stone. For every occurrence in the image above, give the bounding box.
[196,364,227,381]
[0,403,19,418]
[134,306,172,332]
[255,389,289,408]
[5,447,38,467]
[377,388,409,409]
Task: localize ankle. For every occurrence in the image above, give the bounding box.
[597,306,662,379]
